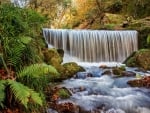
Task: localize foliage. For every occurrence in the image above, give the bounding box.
[147,35,150,47]
[0,63,59,111]
[123,0,150,18]
[8,80,43,108]
[0,80,5,108]
[0,3,46,71]
[0,79,43,109]
[17,63,59,91]
[0,3,58,112]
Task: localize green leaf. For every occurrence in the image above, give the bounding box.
[17,63,59,78]
[7,80,43,108]
[0,80,6,108]
[20,36,32,44]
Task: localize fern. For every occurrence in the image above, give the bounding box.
[0,80,5,108]
[17,63,59,92]
[7,80,43,108]
[6,39,26,70]
[18,63,59,78]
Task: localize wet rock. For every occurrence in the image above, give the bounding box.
[121,71,136,77]
[127,76,150,88]
[135,68,147,73]
[69,86,86,93]
[112,66,136,77]
[78,104,108,113]
[56,102,79,113]
[87,66,102,77]
[51,87,72,102]
[47,109,58,113]
[102,70,112,75]
[112,66,126,76]
[63,62,85,78]
[99,65,108,69]
[75,72,93,79]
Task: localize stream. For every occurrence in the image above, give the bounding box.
[56,64,150,113]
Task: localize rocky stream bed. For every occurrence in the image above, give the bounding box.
[47,63,150,113]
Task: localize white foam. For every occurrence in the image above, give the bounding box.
[61,75,150,112]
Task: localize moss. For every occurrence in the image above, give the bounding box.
[58,89,71,99]
[125,49,150,70]
[63,62,85,77]
[127,17,150,49]
[112,66,125,76]
[43,48,63,65]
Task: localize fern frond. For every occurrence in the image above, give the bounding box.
[30,91,43,106]
[0,80,6,108]
[17,63,59,78]
[6,40,25,70]
[7,80,43,108]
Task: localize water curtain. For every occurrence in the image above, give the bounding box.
[43,29,138,62]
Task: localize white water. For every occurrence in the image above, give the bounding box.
[60,66,150,113]
[11,0,29,7]
[43,29,138,62]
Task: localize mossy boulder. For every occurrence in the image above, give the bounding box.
[63,62,85,78]
[112,66,126,76]
[124,49,150,70]
[43,48,63,65]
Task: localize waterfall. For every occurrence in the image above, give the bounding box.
[43,29,138,62]
[11,0,29,7]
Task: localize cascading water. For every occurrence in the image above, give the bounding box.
[11,0,29,7]
[43,29,138,62]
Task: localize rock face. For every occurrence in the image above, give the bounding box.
[127,76,150,88]
[124,49,150,70]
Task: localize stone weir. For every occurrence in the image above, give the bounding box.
[43,29,138,62]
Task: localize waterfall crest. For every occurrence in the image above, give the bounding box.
[43,29,138,62]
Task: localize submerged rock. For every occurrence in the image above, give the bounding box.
[75,72,93,79]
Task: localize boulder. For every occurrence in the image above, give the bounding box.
[56,102,79,113]
[102,70,112,76]
[43,48,63,65]
[112,66,126,76]
[121,71,136,77]
[124,49,150,70]
[63,62,85,78]
[127,76,150,88]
